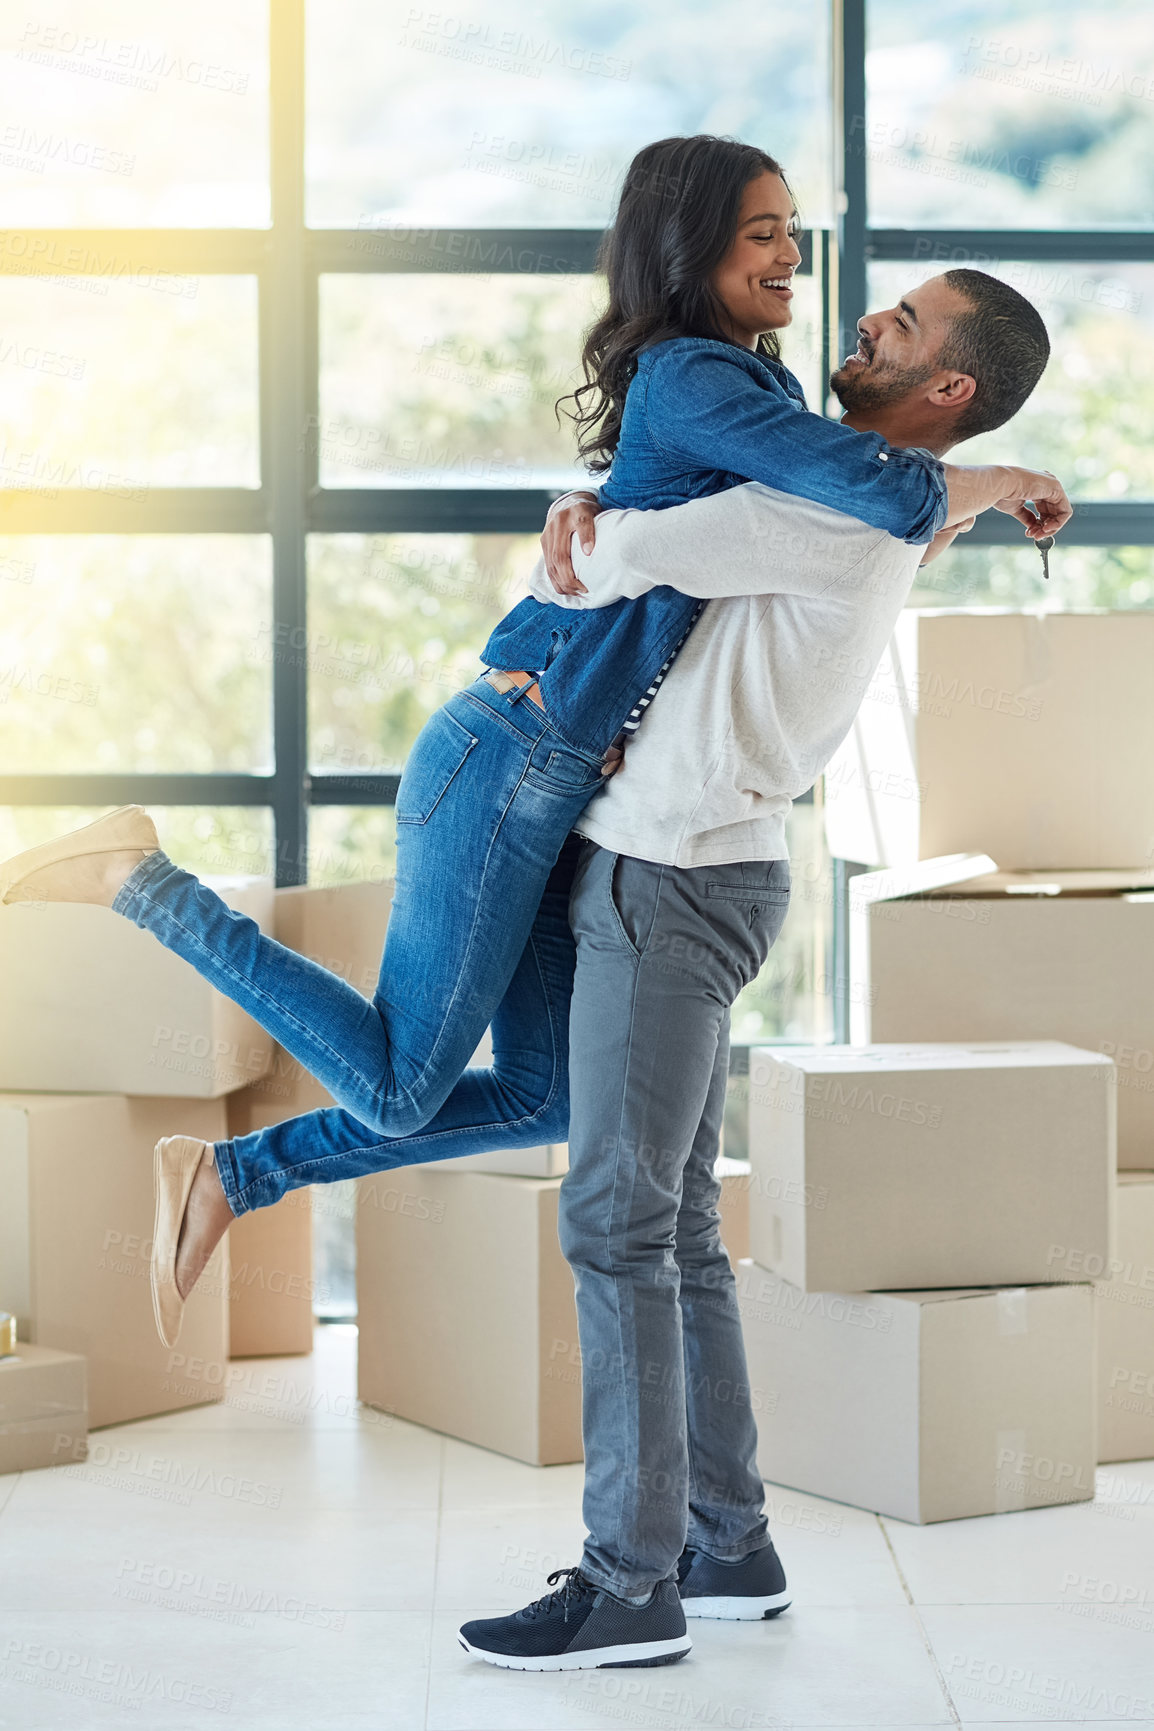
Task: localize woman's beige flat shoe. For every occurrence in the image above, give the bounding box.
[0,804,159,903]
[151,1136,210,1349]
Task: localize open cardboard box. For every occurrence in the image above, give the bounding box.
[824,610,1154,871]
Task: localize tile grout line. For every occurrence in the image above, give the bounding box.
[875,1515,963,1729]
[424,1433,446,1731]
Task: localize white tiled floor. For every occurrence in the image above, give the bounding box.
[2,1325,1152,1730]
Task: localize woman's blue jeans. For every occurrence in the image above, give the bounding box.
[112,676,605,1215]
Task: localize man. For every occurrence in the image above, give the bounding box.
[458,269,1066,1668]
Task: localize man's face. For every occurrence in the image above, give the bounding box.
[830,276,968,414]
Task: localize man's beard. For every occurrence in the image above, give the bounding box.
[830,347,936,413]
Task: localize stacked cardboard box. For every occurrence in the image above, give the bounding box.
[717,1155,751,1268]
[290,889,583,1463]
[356,1165,581,1466]
[230,879,577,1433]
[738,1264,1096,1524]
[220,880,395,1356]
[227,1191,316,1359]
[0,1340,87,1475]
[747,1043,1114,1292]
[0,873,278,1443]
[1096,1173,1154,1463]
[823,610,1154,871]
[850,858,1154,1168]
[743,1040,1108,1521]
[0,878,275,1095]
[741,610,1154,1516]
[0,1093,230,1429]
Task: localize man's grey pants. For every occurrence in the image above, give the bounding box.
[561,840,792,1597]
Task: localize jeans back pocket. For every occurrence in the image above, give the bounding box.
[395,710,478,825]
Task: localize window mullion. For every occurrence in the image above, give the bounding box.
[268,0,309,887]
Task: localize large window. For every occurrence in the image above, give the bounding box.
[4,0,1151,1050]
[816,0,1154,1033]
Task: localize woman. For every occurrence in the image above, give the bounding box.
[1,136,975,1347]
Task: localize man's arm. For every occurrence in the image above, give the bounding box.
[941,463,1071,537]
[538,465,1071,602]
[527,483,912,611]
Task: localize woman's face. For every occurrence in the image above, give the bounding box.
[710,170,802,349]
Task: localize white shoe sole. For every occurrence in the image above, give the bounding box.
[457,1633,692,1671]
[682,1589,791,1621]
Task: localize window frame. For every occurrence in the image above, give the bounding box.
[3,0,1151,1040]
[0,2,820,887]
[827,0,1154,1037]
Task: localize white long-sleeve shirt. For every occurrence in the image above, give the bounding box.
[526,482,923,867]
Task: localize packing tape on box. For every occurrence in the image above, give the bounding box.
[0,1313,15,1356]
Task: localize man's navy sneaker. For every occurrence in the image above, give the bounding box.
[458,1566,692,1671]
[676,1542,791,1620]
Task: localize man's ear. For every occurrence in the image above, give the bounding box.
[931,371,977,411]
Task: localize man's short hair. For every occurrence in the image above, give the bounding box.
[938,269,1050,438]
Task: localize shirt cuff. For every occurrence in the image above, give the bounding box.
[887,446,949,544]
[546,488,599,522]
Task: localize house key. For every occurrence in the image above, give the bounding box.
[1036,534,1053,580]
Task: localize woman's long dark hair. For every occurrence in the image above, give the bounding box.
[557,135,794,473]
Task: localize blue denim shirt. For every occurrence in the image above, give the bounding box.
[482,336,947,759]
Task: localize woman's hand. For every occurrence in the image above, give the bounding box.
[541,492,601,596]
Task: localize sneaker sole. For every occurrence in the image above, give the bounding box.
[682,1590,791,1621]
[457,1634,692,1671]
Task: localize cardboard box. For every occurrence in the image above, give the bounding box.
[748,1041,1115,1292]
[228,1191,315,1358]
[0,877,275,1096]
[0,1342,87,1475]
[226,1053,333,1136]
[823,610,1154,870]
[273,880,394,998]
[357,1168,581,1466]
[0,1093,229,1427]
[852,857,1154,1168]
[738,1266,1097,1523]
[433,1144,569,1178]
[717,1155,750,1266]
[1097,1172,1154,1462]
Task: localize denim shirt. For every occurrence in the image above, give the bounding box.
[481,336,947,759]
